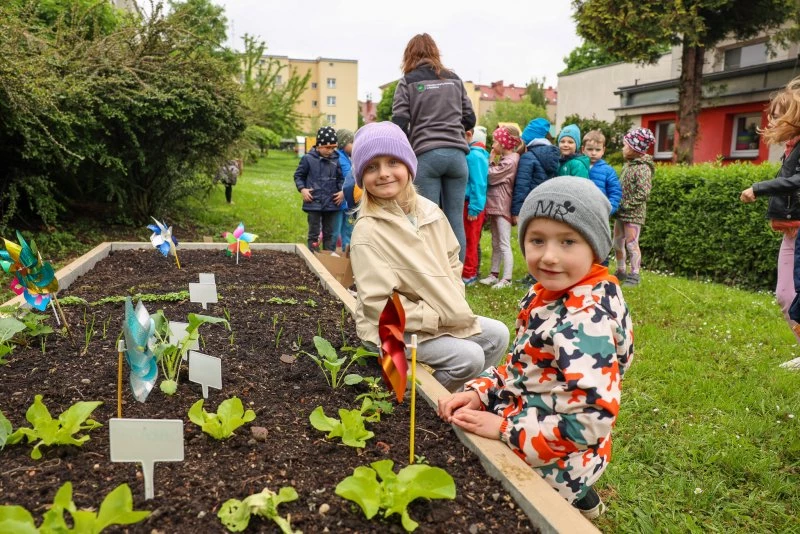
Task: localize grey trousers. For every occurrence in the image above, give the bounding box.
[415,148,469,263]
[412,316,510,392]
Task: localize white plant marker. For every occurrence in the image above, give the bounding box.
[50,299,61,326]
[198,273,215,285]
[188,350,222,398]
[189,282,217,310]
[109,418,184,500]
[168,321,198,361]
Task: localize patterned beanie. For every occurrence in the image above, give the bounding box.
[316,126,337,147]
[471,126,487,146]
[521,118,551,145]
[557,124,582,151]
[352,122,418,188]
[517,176,612,261]
[336,129,354,150]
[623,127,655,154]
[493,126,519,151]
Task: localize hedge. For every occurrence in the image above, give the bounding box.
[637,161,782,290]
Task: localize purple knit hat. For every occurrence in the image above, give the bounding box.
[352,122,418,187]
[623,127,655,154]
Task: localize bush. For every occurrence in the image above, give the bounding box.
[640,161,782,290]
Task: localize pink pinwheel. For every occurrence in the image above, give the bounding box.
[221,223,257,264]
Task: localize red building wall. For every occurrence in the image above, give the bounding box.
[641,101,769,164]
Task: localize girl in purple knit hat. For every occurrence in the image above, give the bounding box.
[348,121,510,392]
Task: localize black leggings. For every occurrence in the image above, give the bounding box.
[225,185,233,203]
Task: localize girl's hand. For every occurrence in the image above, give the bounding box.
[450,408,504,440]
[437,391,481,421]
[740,187,756,203]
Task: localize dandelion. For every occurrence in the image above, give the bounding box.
[694,488,703,495]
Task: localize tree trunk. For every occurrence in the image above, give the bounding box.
[675,42,705,164]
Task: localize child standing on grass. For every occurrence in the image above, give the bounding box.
[480,125,521,290]
[583,130,622,215]
[294,126,344,252]
[614,128,655,287]
[349,122,510,392]
[437,176,634,520]
[556,124,590,178]
[462,126,489,286]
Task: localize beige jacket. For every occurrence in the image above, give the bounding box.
[350,196,481,346]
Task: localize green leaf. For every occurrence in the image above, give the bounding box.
[218,498,251,532]
[0,505,38,534]
[0,317,26,344]
[309,406,338,433]
[94,483,151,530]
[313,335,338,361]
[0,411,12,450]
[10,396,102,459]
[189,397,254,440]
[335,466,381,519]
[343,374,363,386]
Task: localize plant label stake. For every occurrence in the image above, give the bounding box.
[168,321,198,361]
[188,350,222,398]
[117,340,125,418]
[198,273,215,285]
[109,418,184,500]
[409,334,417,465]
[189,281,217,310]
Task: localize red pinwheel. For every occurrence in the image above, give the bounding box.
[378,292,407,402]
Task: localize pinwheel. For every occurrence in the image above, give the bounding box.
[123,297,158,403]
[147,217,181,269]
[222,222,257,265]
[378,292,407,402]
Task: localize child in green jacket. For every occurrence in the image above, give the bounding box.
[556,124,590,177]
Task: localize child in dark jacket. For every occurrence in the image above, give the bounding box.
[511,118,561,222]
[583,130,622,215]
[294,126,344,251]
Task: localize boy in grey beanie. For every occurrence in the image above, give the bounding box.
[438,174,633,521]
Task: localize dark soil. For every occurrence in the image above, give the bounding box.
[0,249,535,533]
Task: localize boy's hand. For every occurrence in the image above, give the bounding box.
[333,191,344,205]
[437,390,481,421]
[301,188,314,202]
[450,409,503,440]
[467,214,477,221]
[740,187,756,203]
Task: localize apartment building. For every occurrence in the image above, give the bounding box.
[263,55,358,135]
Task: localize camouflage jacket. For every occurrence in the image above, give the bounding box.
[465,266,634,502]
[617,155,654,225]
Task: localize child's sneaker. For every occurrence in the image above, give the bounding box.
[479,274,499,286]
[779,356,800,370]
[622,272,640,286]
[614,270,627,282]
[462,276,478,286]
[573,487,606,520]
[579,501,607,520]
[492,279,512,290]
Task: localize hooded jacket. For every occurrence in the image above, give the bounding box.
[293,148,344,212]
[511,139,561,216]
[349,195,481,347]
[617,155,655,224]
[465,143,489,216]
[752,142,800,220]
[588,159,623,215]
[557,153,590,178]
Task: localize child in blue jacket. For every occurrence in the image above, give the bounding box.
[582,130,622,215]
[462,126,489,285]
[511,118,561,222]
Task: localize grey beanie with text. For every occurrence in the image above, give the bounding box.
[517,176,612,261]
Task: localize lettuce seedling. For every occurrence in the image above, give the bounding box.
[217,486,299,533]
[299,336,376,388]
[188,397,255,440]
[0,410,11,450]
[335,459,456,532]
[0,481,149,533]
[309,398,379,448]
[6,395,102,460]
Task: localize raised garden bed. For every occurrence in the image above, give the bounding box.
[0,245,572,533]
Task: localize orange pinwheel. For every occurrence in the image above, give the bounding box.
[378,292,407,402]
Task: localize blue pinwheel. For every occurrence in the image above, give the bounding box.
[147,217,181,269]
[123,297,158,402]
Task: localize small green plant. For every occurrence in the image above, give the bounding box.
[81,312,96,356]
[60,290,191,307]
[0,306,53,363]
[274,326,283,348]
[299,336,376,388]
[217,486,299,533]
[309,398,379,448]
[0,316,26,364]
[6,395,102,460]
[304,298,317,308]
[152,312,230,395]
[355,377,395,416]
[188,397,255,440]
[271,313,279,332]
[101,315,111,340]
[267,297,297,305]
[335,459,456,532]
[0,410,11,450]
[0,481,150,532]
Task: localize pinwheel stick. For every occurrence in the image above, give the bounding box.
[172,245,181,270]
[409,334,418,465]
[52,295,76,348]
[117,339,125,418]
[49,300,61,326]
[236,239,240,265]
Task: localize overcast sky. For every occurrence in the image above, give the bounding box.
[212,0,583,100]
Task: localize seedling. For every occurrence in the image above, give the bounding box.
[101,315,112,340]
[218,486,299,533]
[0,410,11,449]
[309,398,379,448]
[267,297,297,305]
[335,459,456,532]
[298,336,376,389]
[355,377,395,416]
[6,395,102,459]
[188,397,255,440]
[304,298,317,308]
[81,312,96,356]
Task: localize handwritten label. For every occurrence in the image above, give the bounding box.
[188,350,222,398]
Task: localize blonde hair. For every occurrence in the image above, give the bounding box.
[356,176,418,217]
[760,77,800,145]
[583,130,606,147]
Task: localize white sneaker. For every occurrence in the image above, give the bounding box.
[579,501,607,520]
[479,274,498,286]
[492,279,512,290]
[779,356,800,370]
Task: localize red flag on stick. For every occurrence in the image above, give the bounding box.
[378,292,407,402]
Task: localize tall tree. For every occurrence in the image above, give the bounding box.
[525,78,548,108]
[376,80,398,122]
[573,0,800,163]
[561,40,626,75]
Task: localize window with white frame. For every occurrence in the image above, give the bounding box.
[311,82,317,89]
[653,121,675,159]
[724,42,767,70]
[730,114,761,158]
[326,96,336,106]
[326,114,336,125]
[326,78,336,89]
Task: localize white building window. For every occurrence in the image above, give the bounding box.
[653,121,675,159]
[326,96,336,106]
[311,82,317,89]
[326,114,336,125]
[724,42,767,70]
[275,75,282,85]
[730,114,761,158]
[311,100,317,108]
[326,78,336,89]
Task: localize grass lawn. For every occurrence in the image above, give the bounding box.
[4,151,800,532]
